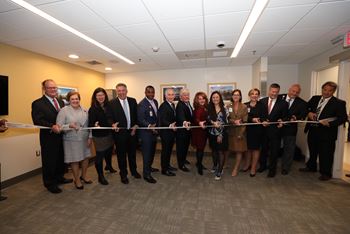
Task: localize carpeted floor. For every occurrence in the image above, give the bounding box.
[1,152,350,234]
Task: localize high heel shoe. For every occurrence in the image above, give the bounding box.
[74,181,84,190]
[80,176,93,184]
[240,166,251,172]
[250,172,256,177]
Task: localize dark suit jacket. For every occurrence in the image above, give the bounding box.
[176,101,193,134]
[158,101,176,138]
[279,94,307,136]
[88,105,113,137]
[31,96,64,146]
[137,98,158,137]
[106,97,138,137]
[304,95,347,141]
[260,96,288,137]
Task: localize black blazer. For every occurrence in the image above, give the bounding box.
[260,96,288,137]
[279,94,307,136]
[106,97,138,134]
[137,98,158,137]
[88,105,113,137]
[304,95,347,140]
[31,95,64,145]
[158,101,176,136]
[176,101,193,133]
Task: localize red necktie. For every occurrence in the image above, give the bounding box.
[53,98,60,111]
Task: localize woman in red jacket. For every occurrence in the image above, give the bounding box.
[191,92,208,175]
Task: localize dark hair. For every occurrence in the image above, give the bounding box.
[193,92,208,109]
[248,88,260,96]
[91,87,109,108]
[116,83,127,89]
[67,91,80,101]
[145,85,155,91]
[208,91,225,121]
[321,81,337,91]
[230,89,242,102]
[270,83,280,89]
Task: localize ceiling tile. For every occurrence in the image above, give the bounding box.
[158,17,204,40]
[265,44,307,56]
[244,30,288,47]
[168,38,205,52]
[206,57,231,67]
[181,59,206,68]
[206,35,237,50]
[277,27,335,45]
[203,0,254,15]
[267,0,319,8]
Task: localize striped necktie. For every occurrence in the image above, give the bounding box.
[315,98,325,120]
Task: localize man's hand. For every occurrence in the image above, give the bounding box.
[308,112,317,121]
[277,119,283,128]
[217,135,223,144]
[252,117,260,123]
[183,121,191,130]
[262,120,269,127]
[131,125,138,136]
[52,124,61,133]
[319,119,330,127]
[112,122,119,132]
[199,121,206,129]
[94,121,100,127]
[170,122,176,131]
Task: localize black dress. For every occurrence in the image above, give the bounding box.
[244,101,264,150]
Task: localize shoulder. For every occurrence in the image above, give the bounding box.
[128,97,137,103]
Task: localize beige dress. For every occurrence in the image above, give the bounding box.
[227,102,248,152]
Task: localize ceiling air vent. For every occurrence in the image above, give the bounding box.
[86,60,102,65]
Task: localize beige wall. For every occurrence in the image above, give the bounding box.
[0,43,104,181]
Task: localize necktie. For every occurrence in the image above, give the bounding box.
[171,103,176,114]
[315,98,325,120]
[287,98,292,109]
[53,98,60,111]
[122,99,130,129]
[268,99,273,114]
[150,100,157,116]
[186,102,193,116]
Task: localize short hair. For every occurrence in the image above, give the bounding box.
[270,83,280,89]
[116,83,127,89]
[165,88,174,95]
[145,85,155,91]
[321,81,337,91]
[290,84,301,90]
[248,88,260,96]
[193,92,208,109]
[180,88,190,96]
[231,89,242,102]
[41,79,55,89]
[67,91,80,101]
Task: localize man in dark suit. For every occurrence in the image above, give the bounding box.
[279,84,307,175]
[300,81,347,181]
[259,83,288,177]
[106,83,141,184]
[137,85,159,184]
[31,79,72,194]
[176,88,193,172]
[158,88,177,176]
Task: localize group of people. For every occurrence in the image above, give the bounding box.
[6,78,344,194]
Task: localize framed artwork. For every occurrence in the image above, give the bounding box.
[207,82,236,102]
[57,86,78,105]
[160,84,186,102]
[105,89,117,101]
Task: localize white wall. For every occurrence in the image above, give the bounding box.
[267,64,298,93]
[106,66,253,103]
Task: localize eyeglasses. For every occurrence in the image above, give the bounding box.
[46,87,57,90]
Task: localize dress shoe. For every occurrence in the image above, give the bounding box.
[240,166,251,172]
[281,169,289,175]
[132,172,142,179]
[346,174,350,177]
[151,167,160,172]
[47,186,62,194]
[168,165,178,171]
[197,164,203,175]
[299,167,317,172]
[267,170,276,178]
[74,182,84,190]
[179,166,190,172]
[249,173,256,177]
[184,159,190,165]
[161,170,176,176]
[80,176,93,184]
[121,177,129,184]
[319,175,331,181]
[105,166,117,173]
[98,175,109,185]
[144,176,157,184]
[257,167,266,173]
[57,178,73,184]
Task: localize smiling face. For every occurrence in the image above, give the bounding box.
[211,93,221,105]
[165,88,175,102]
[145,87,155,100]
[249,90,260,102]
[69,94,80,108]
[95,91,106,105]
[232,90,241,103]
[116,85,127,100]
[198,95,206,106]
[268,87,280,99]
[43,80,58,98]
[322,85,336,98]
[288,85,301,99]
[180,91,190,102]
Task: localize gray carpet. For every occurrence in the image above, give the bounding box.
[1,152,350,234]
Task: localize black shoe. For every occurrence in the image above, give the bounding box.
[179,166,190,172]
[240,166,251,172]
[299,167,317,172]
[105,166,117,173]
[257,167,266,173]
[98,175,109,185]
[161,170,176,176]
[319,175,331,181]
[144,176,157,184]
[151,167,160,172]
[184,159,190,165]
[267,170,276,178]
[281,169,289,175]
[197,165,203,175]
[121,177,129,184]
[74,182,84,190]
[47,186,62,194]
[132,172,142,179]
[80,176,93,184]
[250,173,256,177]
[57,178,73,184]
[168,165,178,171]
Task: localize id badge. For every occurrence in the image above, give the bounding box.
[229,107,233,112]
[247,107,250,113]
[150,111,153,117]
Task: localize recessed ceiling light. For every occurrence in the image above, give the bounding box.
[105,67,112,71]
[10,0,135,65]
[68,54,79,59]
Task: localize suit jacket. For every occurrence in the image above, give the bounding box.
[260,96,288,137]
[304,95,347,141]
[158,101,176,137]
[31,95,64,146]
[279,94,307,136]
[137,98,158,137]
[176,100,193,134]
[106,97,138,136]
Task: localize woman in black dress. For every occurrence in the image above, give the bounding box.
[244,88,264,177]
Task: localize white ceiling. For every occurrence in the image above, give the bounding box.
[0,0,350,74]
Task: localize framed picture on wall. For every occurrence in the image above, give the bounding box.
[160,84,186,102]
[57,86,78,105]
[207,82,236,102]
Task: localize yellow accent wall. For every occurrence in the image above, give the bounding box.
[0,43,104,138]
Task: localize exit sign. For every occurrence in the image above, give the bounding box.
[344,32,350,48]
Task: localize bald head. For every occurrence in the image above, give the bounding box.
[288,84,301,99]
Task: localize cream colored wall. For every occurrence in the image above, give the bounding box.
[268,64,298,93]
[0,43,104,181]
